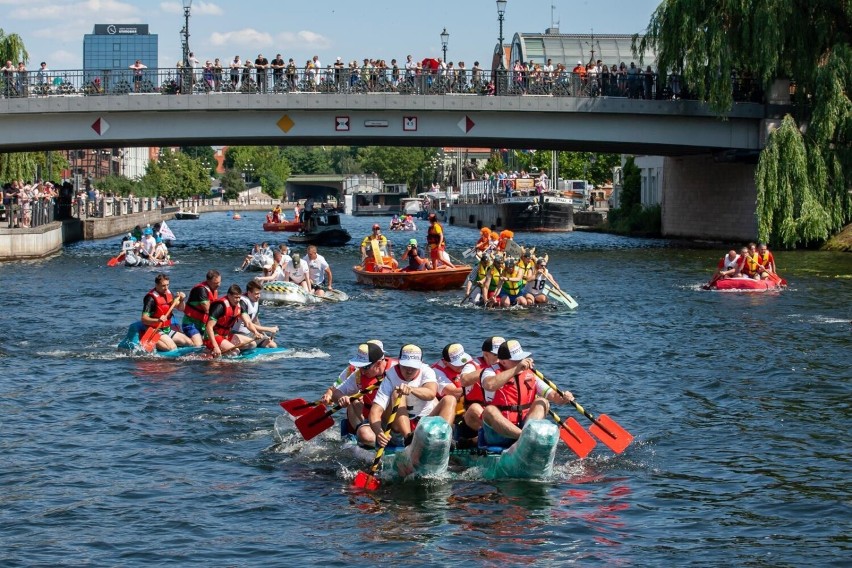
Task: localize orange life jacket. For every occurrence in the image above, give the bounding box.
[144,289,174,327]
[183,281,218,323]
[210,299,241,336]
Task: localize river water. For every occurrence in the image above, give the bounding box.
[1,212,849,566]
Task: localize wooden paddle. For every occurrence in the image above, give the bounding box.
[534,370,633,454]
[353,393,403,490]
[139,297,182,352]
[548,408,597,459]
[107,251,125,267]
[294,384,379,441]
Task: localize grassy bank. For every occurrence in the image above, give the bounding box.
[822,224,852,252]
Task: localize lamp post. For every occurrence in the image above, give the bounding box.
[496,0,508,95]
[181,0,192,94]
[440,28,449,63]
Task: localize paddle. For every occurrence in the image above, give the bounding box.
[139,296,182,352]
[544,284,579,309]
[107,251,125,267]
[353,393,403,490]
[534,370,633,454]
[279,398,319,417]
[295,384,379,441]
[548,408,597,459]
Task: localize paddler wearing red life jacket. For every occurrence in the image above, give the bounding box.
[480,340,574,448]
[455,336,504,439]
[369,344,457,449]
[203,283,245,357]
[140,273,194,352]
[181,269,221,346]
[322,341,396,448]
[432,342,483,447]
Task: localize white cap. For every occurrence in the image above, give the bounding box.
[398,344,422,368]
[497,339,532,361]
[443,343,472,367]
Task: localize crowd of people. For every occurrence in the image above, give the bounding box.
[318,336,574,451]
[1,178,59,227]
[706,242,782,288]
[359,213,455,272]
[240,242,335,297]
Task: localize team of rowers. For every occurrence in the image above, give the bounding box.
[707,242,782,287]
[466,227,568,308]
[117,225,172,266]
[318,337,574,451]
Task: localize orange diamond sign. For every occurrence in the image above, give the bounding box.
[277,115,295,133]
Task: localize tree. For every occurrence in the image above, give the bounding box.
[0,28,28,65]
[359,146,437,193]
[619,157,641,209]
[138,150,208,200]
[635,0,851,247]
[219,169,246,200]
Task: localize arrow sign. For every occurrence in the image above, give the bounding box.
[91,117,110,136]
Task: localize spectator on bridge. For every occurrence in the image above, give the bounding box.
[230,56,242,89]
[644,65,656,100]
[627,62,640,98]
[213,58,223,91]
[202,61,215,91]
[255,53,269,93]
[36,62,50,89]
[271,54,285,88]
[129,59,147,92]
[286,58,298,89]
[2,60,14,97]
[16,61,28,97]
[242,60,254,91]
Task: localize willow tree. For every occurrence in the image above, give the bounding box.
[0,28,28,64]
[635,0,851,247]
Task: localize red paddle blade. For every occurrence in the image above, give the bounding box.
[139,327,161,352]
[279,398,315,416]
[588,414,633,454]
[107,256,119,267]
[294,404,334,441]
[352,470,380,490]
[558,417,597,459]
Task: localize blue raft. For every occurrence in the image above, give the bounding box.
[117,323,290,360]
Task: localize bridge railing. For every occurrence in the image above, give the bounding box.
[0,67,765,103]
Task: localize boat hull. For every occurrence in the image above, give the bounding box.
[288,228,352,247]
[260,281,321,305]
[451,196,574,232]
[713,276,784,291]
[174,212,200,220]
[263,221,302,232]
[352,264,471,291]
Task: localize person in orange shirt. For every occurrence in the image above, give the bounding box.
[474,227,491,253]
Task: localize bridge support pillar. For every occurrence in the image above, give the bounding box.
[662,154,758,242]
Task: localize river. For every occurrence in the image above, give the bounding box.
[1,212,849,566]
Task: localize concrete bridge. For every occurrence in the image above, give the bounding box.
[0,89,790,242]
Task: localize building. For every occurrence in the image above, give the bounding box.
[507,28,657,71]
[80,24,159,182]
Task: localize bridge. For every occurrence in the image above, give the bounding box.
[0,68,792,242]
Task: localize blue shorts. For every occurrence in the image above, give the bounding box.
[498,291,520,305]
[481,421,519,448]
[181,323,202,338]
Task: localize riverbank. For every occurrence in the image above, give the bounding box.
[823,223,852,252]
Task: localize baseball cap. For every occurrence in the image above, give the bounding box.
[442,343,471,367]
[263,259,274,269]
[349,343,385,368]
[498,339,532,361]
[409,238,417,246]
[481,336,505,354]
[366,339,386,354]
[398,344,422,368]
[291,253,300,265]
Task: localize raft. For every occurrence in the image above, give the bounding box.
[117,323,290,359]
[452,419,559,480]
[260,281,349,305]
[712,273,786,291]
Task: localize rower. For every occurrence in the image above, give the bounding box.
[456,336,504,436]
[480,340,574,448]
[203,283,250,357]
[523,257,562,305]
[181,269,221,346]
[369,344,457,448]
[140,273,192,351]
[432,343,481,448]
[232,280,279,349]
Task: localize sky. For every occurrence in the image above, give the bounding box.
[2,0,663,70]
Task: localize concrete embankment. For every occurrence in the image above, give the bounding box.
[0,202,286,261]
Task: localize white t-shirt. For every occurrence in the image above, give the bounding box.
[372,363,438,419]
[285,259,310,284]
[233,295,259,335]
[307,253,329,285]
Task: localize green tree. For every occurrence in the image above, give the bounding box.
[281,146,333,174]
[359,146,437,193]
[138,151,208,200]
[619,157,641,209]
[635,0,851,247]
[219,169,246,200]
[0,28,28,65]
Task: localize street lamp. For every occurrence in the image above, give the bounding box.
[181,0,192,94]
[496,0,508,95]
[440,28,449,63]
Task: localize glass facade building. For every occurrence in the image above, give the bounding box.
[83,24,158,88]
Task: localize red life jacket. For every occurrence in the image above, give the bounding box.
[432,360,461,397]
[144,288,174,327]
[183,281,218,323]
[463,356,487,405]
[354,357,397,418]
[211,299,241,336]
[490,368,538,426]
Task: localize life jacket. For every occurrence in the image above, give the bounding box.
[352,357,396,418]
[487,266,502,292]
[757,251,773,270]
[210,299,241,336]
[234,295,258,334]
[742,253,759,276]
[501,267,524,295]
[426,222,443,247]
[183,281,218,323]
[461,356,487,405]
[144,289,174,327]
[433,360,465,416]
[490,368,538,427]
[476,262,491,280]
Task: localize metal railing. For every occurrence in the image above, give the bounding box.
[0,67,766,103]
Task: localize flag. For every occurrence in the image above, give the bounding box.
[159,220,176,241]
